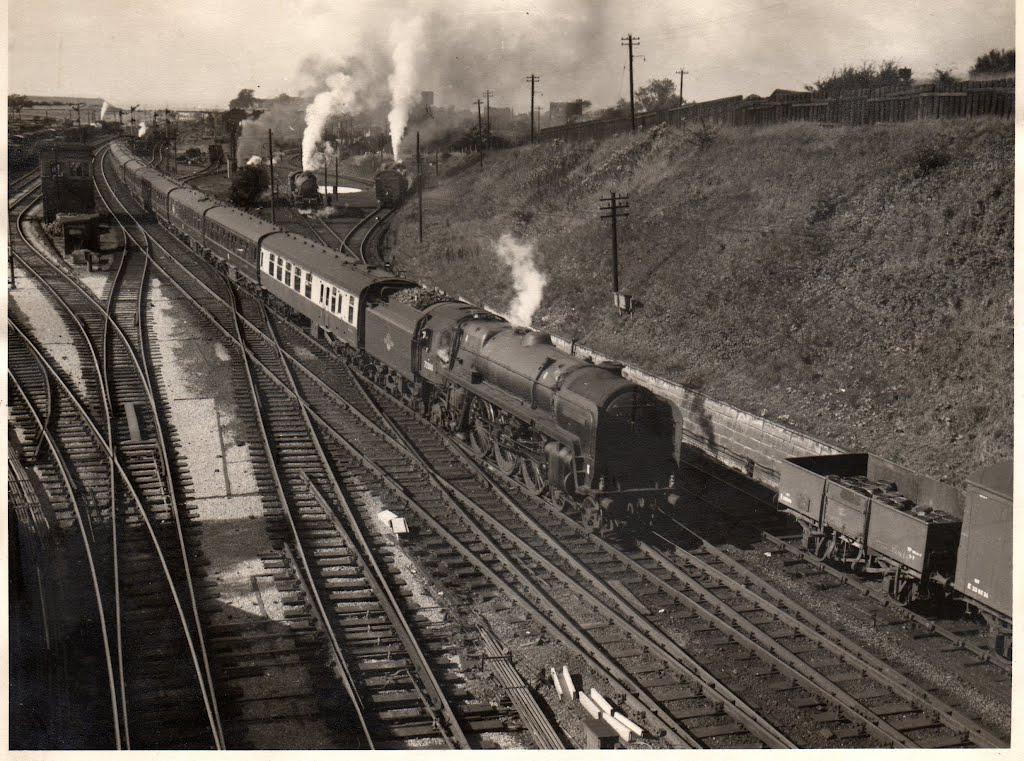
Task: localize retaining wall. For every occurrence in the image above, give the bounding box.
[550,336,843,492]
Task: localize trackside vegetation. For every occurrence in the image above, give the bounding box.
[385,118,1012,484]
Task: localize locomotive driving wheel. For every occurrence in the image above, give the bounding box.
[493,438,520,475]
[520,458,547,495]
[468,398,496,456]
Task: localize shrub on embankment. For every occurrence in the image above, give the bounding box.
[385,119,1013,484]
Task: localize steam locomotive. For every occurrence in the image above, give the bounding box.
[288,170,321,209]
[374,165,408,208]
[108,140,680,535]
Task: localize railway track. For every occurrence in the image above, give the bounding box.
[11,171,222,749]
[96,144,510,748]
[673,456,1013,679]
[230,290,489,748]
[91,141,1008,749]
[9,322,121,748]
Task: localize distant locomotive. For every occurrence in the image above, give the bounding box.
[374,165,408,208]
[289,170,321,209]
[107,139,680,536]
[778,453,1012,658]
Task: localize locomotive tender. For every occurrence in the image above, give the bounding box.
[108,140,679,534]
[374,166,408,208]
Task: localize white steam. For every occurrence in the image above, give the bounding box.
[138,121,147,137]
[387,16,425,161]
[302,71,354,171]
[100,101,109,121]
[246,155,263,167]
[494,233,547,327]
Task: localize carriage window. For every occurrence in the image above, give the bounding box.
[284,262,292,287]
[329,289,337,312]
[347,297,355,323]
[319,283,325,303]
[293,266,302,292]
[304,272,312,299]
[267,253,276,274]
[49,163,63,177]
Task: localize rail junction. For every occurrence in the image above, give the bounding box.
[8,138,1011,750]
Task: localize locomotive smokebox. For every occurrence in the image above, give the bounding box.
[289,170,321,208]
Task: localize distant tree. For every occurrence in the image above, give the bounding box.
[595,98,631,120]
[636,78,677,112]
[229,88,257,110]
[933,68,959,85]
[275,93,296,103]
[229,164,266,207]
[9,94,33,115]
[811,61,913,94]
[969,49,1014,77]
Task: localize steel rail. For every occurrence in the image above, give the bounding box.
[93,145,226,747]
[261,307,471,748]
[649,524,1006,747]
[302,475,469,749]
[342,372,796,748]
[669,458,1012,672]
[223,283,375,749]
[9,268,222,749]
[8,333,124,749]
[89,183,702,746]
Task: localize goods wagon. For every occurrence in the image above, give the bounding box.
[953,461,1012,658]
[778,453,963,603]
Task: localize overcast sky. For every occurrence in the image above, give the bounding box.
[8,0,1015,112]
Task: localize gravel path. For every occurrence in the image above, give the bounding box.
[148,275,337,748]
[9,263,85,395]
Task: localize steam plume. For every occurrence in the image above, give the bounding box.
[302,71,354,171]
[138,121,147,137]
[387,16,425,160]
[100,101,109,121]
[494,233,546,327]
[246,155,263,167]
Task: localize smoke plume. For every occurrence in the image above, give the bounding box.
[494,233,547,327]
[100,101,109,121]
[303,71,356,171]
[246,155,263,167]
[138,121,147,137]
[387,16,425,160]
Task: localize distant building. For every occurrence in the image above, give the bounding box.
[489,106,513,129]
[549,101,584,125]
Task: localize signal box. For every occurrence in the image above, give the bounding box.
[39,141,95,222]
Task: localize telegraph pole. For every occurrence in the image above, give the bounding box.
[484,90,493,147]
[676,68,689,107]
[268,129,276,224]
[416,131,423,243]
[600,191,629,293]
[334,149,339,204]
[525,74,540,142]
[474,99,484,166]
[621,35,639,130]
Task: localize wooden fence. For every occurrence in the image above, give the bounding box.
[539,79,1014,142]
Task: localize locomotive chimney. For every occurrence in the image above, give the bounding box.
[522,331,552,347]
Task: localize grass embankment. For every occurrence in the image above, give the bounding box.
[386,119,1011,483]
